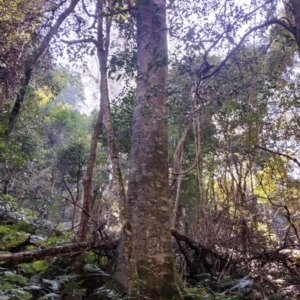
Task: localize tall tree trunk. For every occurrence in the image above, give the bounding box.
[193,114,203,222]
[92,0,138,294]
[171,122,191,229]
[126,0,182,298]
[77,107,103,241]
[291,0,300,52]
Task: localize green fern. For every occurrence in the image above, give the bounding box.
[0,287,31,300]
[42,274,79,292]
[183,287,206,300]
[93,286,118,299]
[38,292,60,300]
[56,275,80,285]
[83,264,110,276]
[42,279,60,292]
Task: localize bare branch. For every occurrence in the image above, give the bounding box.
[255,145,300,168]
[61,38,99,48]
[103,7,135,17]
[202,19,295,80]
[82,0,97,18]
[39,186,98,227]
[111,103,133,114]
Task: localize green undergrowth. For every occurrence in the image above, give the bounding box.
[0,254,116,299]
[182,273,294,300]
[0,192,117,299]
[0,192,296,299]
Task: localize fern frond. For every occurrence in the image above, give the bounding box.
[42,279,60,292]
[93,286,117,299]
[38,292,60,300]
[55,274,79,284]
[83,264,110,276]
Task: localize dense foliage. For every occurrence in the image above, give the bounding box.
[2,0,300,299]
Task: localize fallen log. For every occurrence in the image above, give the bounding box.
[171,229,300,280]
[171,228,225,260]
[0,239,117,264]
[1,230,186,265]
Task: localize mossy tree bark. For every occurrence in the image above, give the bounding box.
[126,0,183,298]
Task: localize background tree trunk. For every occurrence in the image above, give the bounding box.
[171,122,191,229]
[77,107,103,242]
[126,0,182,298]
[291,0,300,51]
[93,0,138,294]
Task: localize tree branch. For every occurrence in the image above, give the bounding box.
[7,0,81,135]
[103,7,135,17]
[0,240,117,264]
[202,18,295,80]
[61,38,99,48]
[32,0,81,63]
[255,145,300,168]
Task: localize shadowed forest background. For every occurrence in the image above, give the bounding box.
[1,0,300,299]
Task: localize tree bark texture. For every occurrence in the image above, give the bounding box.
[171,122,191,228]
[291,0,300,51]
[126,0,182,298]
[193,114,203,221]
[77,107,104,241]
[93,0,138,294]
[77,0,110,243]
[7,64,32,134]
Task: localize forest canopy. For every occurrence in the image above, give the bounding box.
[1,0,300,299]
